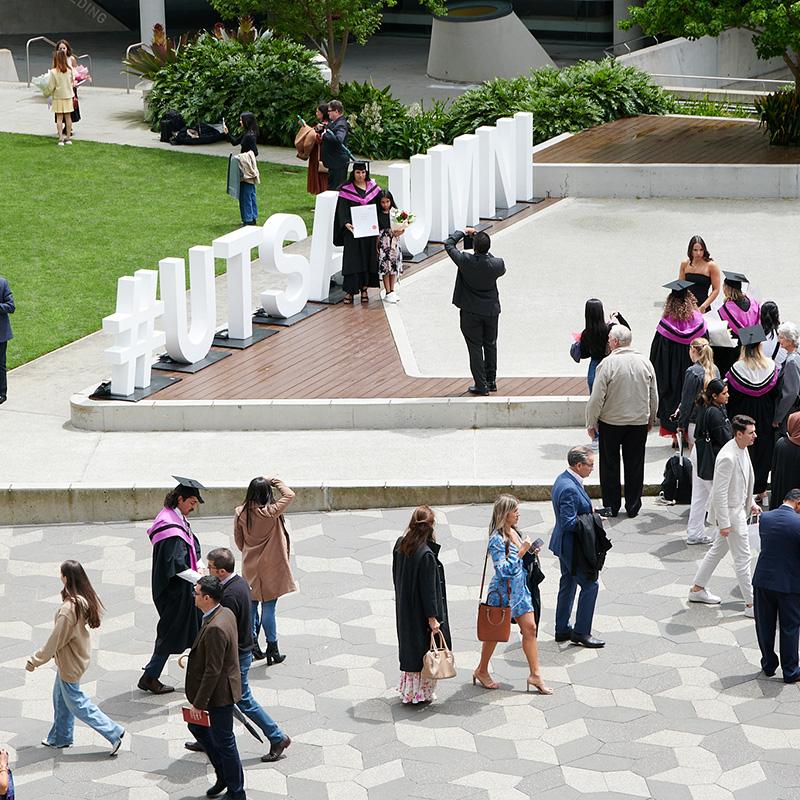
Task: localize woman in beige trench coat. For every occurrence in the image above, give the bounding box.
[234,476,296,664]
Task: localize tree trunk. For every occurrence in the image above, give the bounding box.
[783,50,800,95]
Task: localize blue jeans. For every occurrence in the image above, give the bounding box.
[555,557,599,638]
[239,181,257,224]
[46,674,123,747]
[142,651,169,679]
[188,704,244,797]
[587,357,600,394]
[237,651,285,744]
[252,599,277,643]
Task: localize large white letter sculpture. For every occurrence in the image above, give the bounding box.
[514,111,534,201]
[212,226,262,340]
[427,144,454,242]
[307,191,342,302]
[102,269,165,396]
[399,153,432,252]
[159,246,216,364]
[259,214,310,318]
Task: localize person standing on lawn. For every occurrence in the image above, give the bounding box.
[224,113,260,226]
[44,49,75,145]
[0,274,13,405]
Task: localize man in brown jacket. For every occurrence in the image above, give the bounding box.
[185,576,246,800]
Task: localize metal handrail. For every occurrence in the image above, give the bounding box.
[26,35,56,86]
[650,72,792,90]
[603,34,661,57]
[125,41,146,94]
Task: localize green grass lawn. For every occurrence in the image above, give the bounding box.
[0,133,325,370]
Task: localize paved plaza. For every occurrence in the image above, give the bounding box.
[3,501,799,800]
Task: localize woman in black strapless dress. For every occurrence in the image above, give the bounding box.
[679,235,721,313]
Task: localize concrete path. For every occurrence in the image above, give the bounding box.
[0,81,400,173]
[1,503,788,799]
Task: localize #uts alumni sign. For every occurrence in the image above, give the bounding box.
[102,112,535,396]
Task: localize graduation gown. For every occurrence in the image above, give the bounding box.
[725,360,778,494]
[147,507,202,656]
[769,436,800,510]
[713,297,761,378]
[333,180,381,294]
[650,311,707,434]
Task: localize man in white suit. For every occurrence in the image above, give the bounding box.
[689,414,761,617]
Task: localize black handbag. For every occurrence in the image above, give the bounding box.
[694,409,717,481]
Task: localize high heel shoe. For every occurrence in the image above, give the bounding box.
[265,640,286,666]
[526,677,553,695]
[472,670,498,690]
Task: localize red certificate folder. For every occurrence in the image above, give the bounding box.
[182,707,210,727]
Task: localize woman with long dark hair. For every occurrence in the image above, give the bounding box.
[234,476,296,664]
[686,379,733,544]
[679,235,721,312]
[308,103,330,194]
[473,495,552,695]
[760,301,787,371]
[578,298,629,393]
[224,112,260,226]
[392,506,451,704]
[27,561,125,755]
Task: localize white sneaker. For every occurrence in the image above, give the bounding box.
[687,535,713,545]
[65,139,73,145]
[744,605,755,618]
[689,588,721,604]
[57,140,65,146]
[385,292,398,304]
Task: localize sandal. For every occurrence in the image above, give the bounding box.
[360,289,369,304]
[343,294,354,305]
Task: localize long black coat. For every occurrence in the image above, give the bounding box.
[392,538,451,673]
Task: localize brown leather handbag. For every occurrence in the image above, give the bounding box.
[476,545,511,642]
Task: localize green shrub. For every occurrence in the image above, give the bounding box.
[755,88,800,146]
[674,95,755,119]
[146,33,328,146]
[445,58,676,146]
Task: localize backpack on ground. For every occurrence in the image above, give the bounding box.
[658,435,692,505]
[159,109,186,143]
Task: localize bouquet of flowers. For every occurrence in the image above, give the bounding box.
[391,209,415,228]
[74,64,91,86]
[31,72,51,95]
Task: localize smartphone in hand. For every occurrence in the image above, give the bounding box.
[532,538,544,550]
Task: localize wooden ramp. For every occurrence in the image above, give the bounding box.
[535,115,800,165]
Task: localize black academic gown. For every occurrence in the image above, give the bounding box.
[333,181,381,295]
[769,437,800,510]
[726,362,779,495]
[150,519,202,656]
[649,313,706,435]
[392,538,451,674]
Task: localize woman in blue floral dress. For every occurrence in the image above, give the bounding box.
[473,495,553,694]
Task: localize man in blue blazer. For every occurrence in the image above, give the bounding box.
[753,488,800,682]
[0,275,14,404]
[550,445,605,648]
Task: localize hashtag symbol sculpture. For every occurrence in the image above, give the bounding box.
[102,269,166,397]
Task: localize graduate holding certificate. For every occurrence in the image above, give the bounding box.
[333,160,382,304]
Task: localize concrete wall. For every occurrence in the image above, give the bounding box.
[617,28,786,86]
[0,0,127,34]
[427,10,554,83]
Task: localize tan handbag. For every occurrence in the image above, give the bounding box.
[421,631,456,680]
[476,544,512,642]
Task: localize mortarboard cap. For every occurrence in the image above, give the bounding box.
[349,159,371,176]
[663,279,694,294]
[172,475,206,503]
[723,271,749,289]
[737,324,766,347]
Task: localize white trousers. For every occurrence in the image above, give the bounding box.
[692,508,753,605]
[686,445,713,541]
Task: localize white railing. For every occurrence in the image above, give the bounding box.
[650,73,793,92]
[125,41,146,94]
[603,35,661,57]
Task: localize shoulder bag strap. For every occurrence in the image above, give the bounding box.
[479,543,490,600]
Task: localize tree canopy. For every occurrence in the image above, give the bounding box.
[620,0,800,90]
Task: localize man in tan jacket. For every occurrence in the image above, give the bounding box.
[185,576,246,799]
[586,324,658,518]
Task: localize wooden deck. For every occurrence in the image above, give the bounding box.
[535,115,800,165]
[155,199,589,401]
